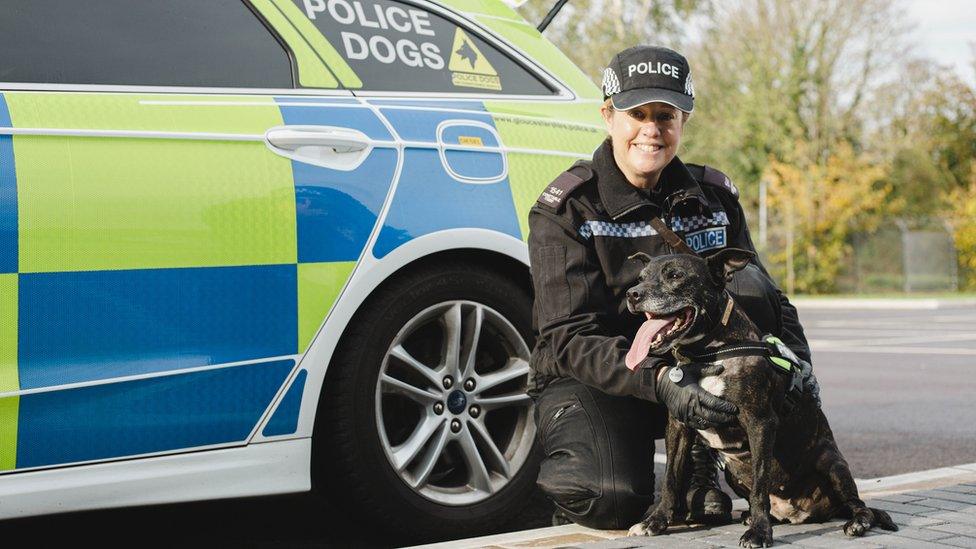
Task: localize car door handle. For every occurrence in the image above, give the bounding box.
[264,125,373,171]
[266,126,370,153]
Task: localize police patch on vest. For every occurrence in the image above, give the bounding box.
[684,226,727,252]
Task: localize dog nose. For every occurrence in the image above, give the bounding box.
[627,288,643,303]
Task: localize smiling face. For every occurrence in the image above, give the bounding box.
[601,101,685,190]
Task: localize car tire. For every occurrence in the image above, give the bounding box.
[313,261,540,542]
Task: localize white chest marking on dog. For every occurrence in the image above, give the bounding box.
[699,375,725,396]
[769,495,811,524]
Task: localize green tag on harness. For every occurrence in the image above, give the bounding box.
[763,335,797,372]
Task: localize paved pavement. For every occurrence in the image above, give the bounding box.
[416,472,976,548]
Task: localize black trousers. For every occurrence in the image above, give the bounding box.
[534,377,666,529]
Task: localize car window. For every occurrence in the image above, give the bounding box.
[292,0,554,95]
[0,0,293,88]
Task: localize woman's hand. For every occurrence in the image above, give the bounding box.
[654,364,738,429]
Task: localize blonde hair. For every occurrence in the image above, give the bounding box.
[602,98,690,123]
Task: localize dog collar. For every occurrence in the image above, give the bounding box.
[680,292,735,354]
[720,294,734,326]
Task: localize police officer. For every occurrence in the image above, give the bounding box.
[528,45,815,529]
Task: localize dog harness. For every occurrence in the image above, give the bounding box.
[675,335,806,413]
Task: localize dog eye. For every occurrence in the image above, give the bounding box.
[668,271,684,280]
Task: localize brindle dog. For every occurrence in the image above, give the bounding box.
[624,249,897,548]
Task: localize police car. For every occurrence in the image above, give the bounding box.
[0,0,604,540]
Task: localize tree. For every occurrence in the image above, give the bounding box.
[675,0,910,294]
[763,143,888,293]
[681,0,908,201]
[948,167,976,291]
[517,0,710,82]
[867,63,976,284]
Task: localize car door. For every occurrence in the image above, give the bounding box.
[280,0,601,520]
[0,0,399,472]
[284,0,569,257]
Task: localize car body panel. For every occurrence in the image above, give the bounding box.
[0,90,407,471]
[0,438,310,519]
[0,97,16,275]
[371,99,522,258]
[18,358,295,469]
[6,92,295,272]
[274,97,399,262]
[263,369,308,437]
[0,0,607,517]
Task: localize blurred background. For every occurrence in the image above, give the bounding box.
[518,0,976,295]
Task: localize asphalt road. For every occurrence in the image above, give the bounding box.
[2,304,973,547]
[796,304,976,479]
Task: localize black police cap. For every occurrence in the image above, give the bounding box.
[602,45,694,113]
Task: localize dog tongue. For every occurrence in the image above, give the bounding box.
[625,317,674,371]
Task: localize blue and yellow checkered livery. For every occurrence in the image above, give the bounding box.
[0,0,608,472]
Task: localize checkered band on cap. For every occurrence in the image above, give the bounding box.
[602,68,621,96]
[670,211,729,233]
[684,72,695,97]
[578,220,658,240]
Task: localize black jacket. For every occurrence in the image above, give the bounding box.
[528,140,810,403]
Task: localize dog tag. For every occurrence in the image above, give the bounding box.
[668,367,684,383]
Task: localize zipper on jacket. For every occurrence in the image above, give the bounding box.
[551,402,578,422]
[612,202,654,220]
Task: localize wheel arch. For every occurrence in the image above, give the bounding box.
[299,234,540,538]
[287,230,533,445]
[314,244,534,420]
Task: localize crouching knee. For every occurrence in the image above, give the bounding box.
[537,453,651,530]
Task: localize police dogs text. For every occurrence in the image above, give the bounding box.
[302,0,445,69]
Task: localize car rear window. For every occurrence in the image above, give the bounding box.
[0,0,293,88]
[293,0,555,95]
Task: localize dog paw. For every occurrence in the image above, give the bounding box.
[628,514,668,536]
[843,514,871,537]
[647,515,670,535]
[627,521,649,536]
[631,506,672,536]
[739,525,774,548]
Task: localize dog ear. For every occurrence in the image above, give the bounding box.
[706,248,756,284]
[628,252,652,266]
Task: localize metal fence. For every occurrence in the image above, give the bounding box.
[839,219,958,294]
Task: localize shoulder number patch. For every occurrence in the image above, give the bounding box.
[537,167,589,211]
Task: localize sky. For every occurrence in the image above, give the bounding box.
[902,0,976,85]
